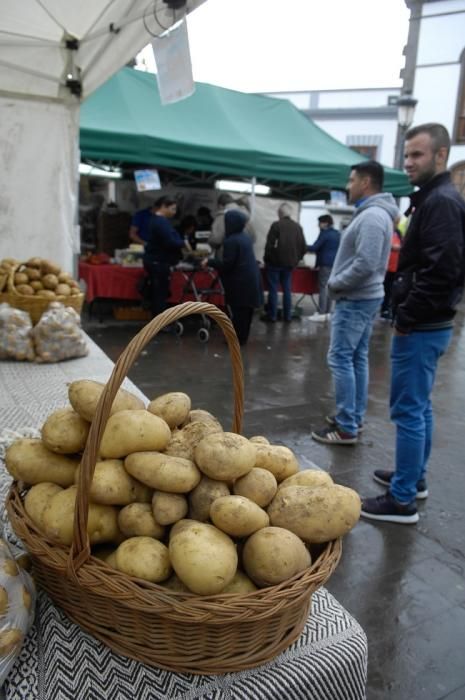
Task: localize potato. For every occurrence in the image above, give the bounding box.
[194,432,256,481]
[35,289,55,298]
[169,520,237,595]
[188,475,230,522]
[242,526,311,587]
[24,482,63,529]
[233,468,277,507]
[55,283,71,296]
[75,459,148,506]
[100,410,171,458]
[26,257,41,269]
[165,420,222,460]
[41,407,90,454]
[40,259,61,276]
[30,280,43,291]
[5,439,78,486]
[16,284,34,295]
[160,574,191,593]
[152,491,188,525]
[249,436,270,445]
[148,392,191,429]
[125,452,200,493]
[25,267,41,281]
[0,629,23,656]
[267,484,361,543]
[253,444,299,482]
[14,272,29,286]
[42,486,119,546]
[68,379,145,422]
[221,570,257,594]
[187,409,223,431]
[115,537,171,583]
[118,503,165,539]
[41,273,59,290]
[210,495,269,538]
[278,469,333,491]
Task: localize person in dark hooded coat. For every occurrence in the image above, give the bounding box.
[207,209,260,345]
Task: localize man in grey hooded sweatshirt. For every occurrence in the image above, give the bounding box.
[312,161,399,445]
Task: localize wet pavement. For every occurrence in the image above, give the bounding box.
[83,298,465,700]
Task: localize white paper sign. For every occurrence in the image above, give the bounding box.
[134,169,161,192]
[152,18,195,105]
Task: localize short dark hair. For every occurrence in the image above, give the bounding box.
[155,195,177,209]
[351,160,384,191]
[318,214,333,225]
[405,122,450,157]
[217,193,234,207]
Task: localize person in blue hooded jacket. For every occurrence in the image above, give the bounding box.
[206,209,260,345]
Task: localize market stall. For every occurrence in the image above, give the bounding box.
[0,331,367,698]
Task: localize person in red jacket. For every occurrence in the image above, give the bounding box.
[380,225,402,320]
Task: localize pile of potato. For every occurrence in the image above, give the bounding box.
[5,382,361,596]
[0,257,81,299]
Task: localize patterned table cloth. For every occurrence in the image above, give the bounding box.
[0,337,367,700]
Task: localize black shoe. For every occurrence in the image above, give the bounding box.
[325,414,364,433]
[260,314,276,323]
[373,470,428,499]
[361,492,419,524]
[311,425,358,445]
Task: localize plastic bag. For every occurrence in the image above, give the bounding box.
[32,302,88,363]
[0,303,35,362]
[0,534,36,687]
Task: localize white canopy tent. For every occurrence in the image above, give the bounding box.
[0,0,204,272]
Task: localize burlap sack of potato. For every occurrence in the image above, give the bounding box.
[0,532,36,686]
[32,302,87,363]
[0,303,35,361]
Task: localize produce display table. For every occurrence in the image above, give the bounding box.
[78,262,319,311]
[0,340,367,699]
[78,262,224,307]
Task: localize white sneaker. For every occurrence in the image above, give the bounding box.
[309,313,329,322]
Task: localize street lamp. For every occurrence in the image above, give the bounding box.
[394,93,418,170]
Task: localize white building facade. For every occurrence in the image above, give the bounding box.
[402,0,465,196]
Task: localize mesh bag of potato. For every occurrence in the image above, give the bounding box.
[0,304,35,362]
[32,302,88,363]
[0,533,35,686]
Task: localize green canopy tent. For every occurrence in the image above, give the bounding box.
[80,67,411,200]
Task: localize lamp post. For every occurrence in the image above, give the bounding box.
[394,93,418,171]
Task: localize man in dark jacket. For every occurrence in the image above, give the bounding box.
[262,203,307,322]
[143,196,185,319]
[361,123,465,525]
[307,214,341,320]
[208,209,260,345]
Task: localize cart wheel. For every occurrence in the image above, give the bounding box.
[198,327,209,343]
[174,321,184,337]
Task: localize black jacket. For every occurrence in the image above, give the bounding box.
[392,172,465,333]
[264,217,307,268]
[209,210,261,308]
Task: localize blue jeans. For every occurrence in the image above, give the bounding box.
[390,329,452,504]
[266,266,293,321]
[327,298,382,434]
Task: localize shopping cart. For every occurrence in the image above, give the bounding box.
[173,262,227,342]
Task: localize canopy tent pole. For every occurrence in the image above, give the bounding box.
[250,177,256,216]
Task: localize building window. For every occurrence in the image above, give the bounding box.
[349,145,378,159]
[450,161,465,199]
[455,49,465,143]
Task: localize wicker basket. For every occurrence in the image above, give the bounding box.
[2,263,84,324]
[7,301,342,674]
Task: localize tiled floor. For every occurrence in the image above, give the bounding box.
[83,299,465,700]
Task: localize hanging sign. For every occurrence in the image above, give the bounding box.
[152,18,194,105]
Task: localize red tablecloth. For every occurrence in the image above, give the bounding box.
[78,262,225,306]
[260,266,319,295]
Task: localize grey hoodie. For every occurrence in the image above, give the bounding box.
[328,193,399,300]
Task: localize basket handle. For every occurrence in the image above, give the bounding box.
[69,301,244,573]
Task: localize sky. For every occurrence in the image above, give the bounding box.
[141,0,411,93]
